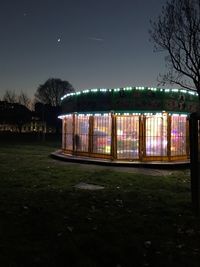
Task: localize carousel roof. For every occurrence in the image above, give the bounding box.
[61,86,199,114]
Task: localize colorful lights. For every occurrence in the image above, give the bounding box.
[91,89,98,92]
[82,89,89,94]
[123,86,132,90]
[135,86,145,90]
[171,113,188,117]
[58,114,72,119]
[60,111,189,161]
[99,88,108,92]
[188,91,196,95]
[59,111,189,119]
[61,86,198,101]
[180,89,187,93]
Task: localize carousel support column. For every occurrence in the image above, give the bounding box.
[139,115,143,160]
[63,117,67,151]
[88,115,94,156]
[167,113,171,161]
[72,113,76,155]
[140,115,146,161]
[111,112,117,160]
[61,118,64,150]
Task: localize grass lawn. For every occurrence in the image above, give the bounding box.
[0,141,200,266]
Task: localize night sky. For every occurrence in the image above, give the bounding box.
[0,0,168,98]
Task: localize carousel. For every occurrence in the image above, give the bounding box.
[58,86,198,162]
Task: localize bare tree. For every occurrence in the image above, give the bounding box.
[18,91,31,109]
[3,90,17,103]
[35,78,75,106]
[149,0,200,99]
[2,90,32,109]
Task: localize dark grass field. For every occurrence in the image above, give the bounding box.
[0,140,200,266]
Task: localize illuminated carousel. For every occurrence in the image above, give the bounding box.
[58,86,198,163]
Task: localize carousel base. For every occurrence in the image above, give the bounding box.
[51,150,190,169]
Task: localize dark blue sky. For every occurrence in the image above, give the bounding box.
[0,0,167,98]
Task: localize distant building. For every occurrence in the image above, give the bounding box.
[0,101,61,133]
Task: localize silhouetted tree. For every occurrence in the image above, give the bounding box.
[35,78,74,106]
[150,0,200,99]
[18,91,31,109]
[3,90,32,109]
[3,90,17,103]
[34,102,62,133]
[13,104,32,132]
